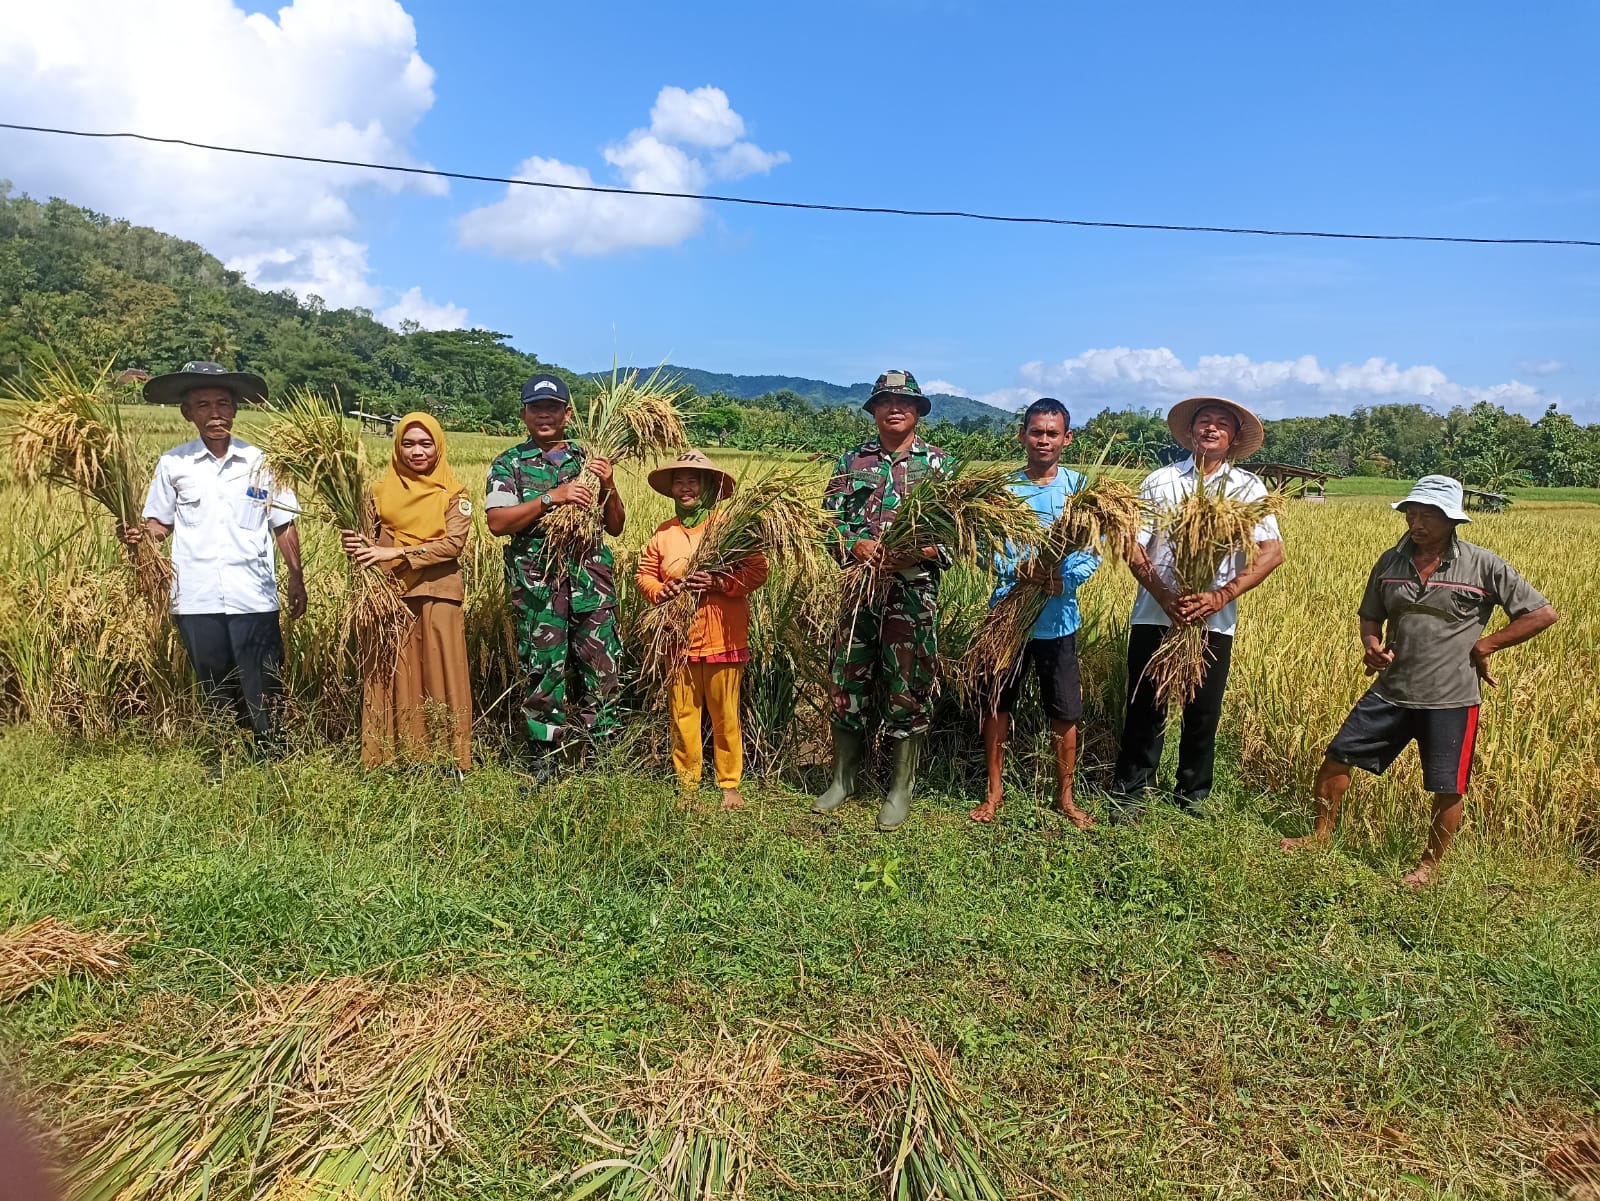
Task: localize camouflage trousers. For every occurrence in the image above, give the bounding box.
[514,579,621,745]
[829,577,939,739]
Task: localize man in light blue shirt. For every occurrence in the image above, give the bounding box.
[971,398,1100,829]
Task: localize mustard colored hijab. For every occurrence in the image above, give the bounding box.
[370,412,463,545]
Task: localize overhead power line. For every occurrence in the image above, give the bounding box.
[2,120,1597,249]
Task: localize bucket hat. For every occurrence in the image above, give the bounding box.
[863,369,931,417]
[143,361,268,406]
[1393,475,1471,523]
[1166,396,1266,462]
[647,448,738,500]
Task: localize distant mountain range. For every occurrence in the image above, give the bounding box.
[610,365,1017,426]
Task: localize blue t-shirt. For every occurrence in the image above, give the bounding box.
[990,467,1101,639]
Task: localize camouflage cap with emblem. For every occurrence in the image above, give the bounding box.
[863,369,932,417]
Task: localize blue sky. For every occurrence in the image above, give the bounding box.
[2,0,1597,419]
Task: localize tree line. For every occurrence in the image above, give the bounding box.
[3,184,1596,487]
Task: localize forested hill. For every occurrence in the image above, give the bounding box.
[621,365,1013,426]
[2,185,1598,484]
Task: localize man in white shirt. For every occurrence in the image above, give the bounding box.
[1112,397,1285,818]
[123,362,306,769]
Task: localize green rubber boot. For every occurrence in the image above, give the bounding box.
[813,726,865,813]
[877,733,923,832]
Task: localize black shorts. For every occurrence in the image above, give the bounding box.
[995,634,1083,723]
[1326,689,1480,795]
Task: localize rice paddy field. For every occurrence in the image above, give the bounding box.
[2,405,1597,1199]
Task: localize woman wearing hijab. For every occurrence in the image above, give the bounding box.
[340,412,474,774]
[635,449,768,810]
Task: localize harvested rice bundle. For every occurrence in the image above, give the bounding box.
[964,474,1144,714]
[1143,480,1285,706]
[541,364,689,563]
[256,388,412,677]
[839,460,1038,612]
[65,976,489,1201]
[826,1019,1006,1201]
[558,1029,789,1201]
[0,916,137,1002]
[636,463,828,686]
[1,356,173,609]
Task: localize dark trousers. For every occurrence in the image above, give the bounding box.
[1113,623,1234,805]
[175,612,285,741]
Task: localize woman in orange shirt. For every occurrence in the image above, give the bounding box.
[635,450,768,809]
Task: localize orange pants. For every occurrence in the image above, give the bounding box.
[670,660,744,789]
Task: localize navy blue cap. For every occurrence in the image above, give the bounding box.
[520,374,571,407]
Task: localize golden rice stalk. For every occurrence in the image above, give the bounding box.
[64,977,490,1201]
[637,463,828,686]
[542,364,690,564]
[1142,480,1285,707]
[557,1029,788,1201]
[0,917,138,1003]
[0,355,173,610]
[962,474,1145,713]
[256,388,413,677]
[825,1019,1006,1201]
[838,460,1038,613]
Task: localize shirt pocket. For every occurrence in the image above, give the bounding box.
[233,484,270,532]
[1440,585,1488,624]
[172,478,204,527]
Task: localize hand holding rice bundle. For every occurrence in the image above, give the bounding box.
[838,460,1040,612]
[256,387,413,677]
[966,472,1144,713]
[1143,479,1286,706]
[636,455,826,686]
[538,364,689,564]
[1,355,174,610]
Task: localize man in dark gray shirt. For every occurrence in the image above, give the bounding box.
[1282,476,1558,886]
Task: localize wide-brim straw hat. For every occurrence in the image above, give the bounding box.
[143,360,268,406]
[647,449,738,500]
[1166,396,1266,462]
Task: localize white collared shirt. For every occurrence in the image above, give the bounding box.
[142,438,299,615]
[1129,457,1282,636]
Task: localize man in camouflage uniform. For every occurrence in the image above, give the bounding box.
[814,369,948,831]
[484,374,626,776]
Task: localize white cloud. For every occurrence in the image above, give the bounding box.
[379,286,468,331]
[649,86,745,148]
[0,0,449,312]
[1518,359,1567,377]
[457,86,787,264]
[938,347,1561,419]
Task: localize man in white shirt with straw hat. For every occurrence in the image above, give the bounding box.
[124,361,305,776]
[1111,396,1284,821]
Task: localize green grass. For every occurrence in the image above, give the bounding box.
[3,728,1597,1199]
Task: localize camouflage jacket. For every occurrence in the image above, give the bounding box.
[484,439,615,610]
[823,436,949,576]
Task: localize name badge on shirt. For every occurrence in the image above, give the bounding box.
[236,484,269,531]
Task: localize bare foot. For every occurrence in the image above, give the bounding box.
[1280,833,1329,853]
[1401,860,1438,888]
[719,788,745,811]
[969,794,1002,823]
[1057,797,1096,830]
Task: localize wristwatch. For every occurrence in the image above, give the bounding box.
[538,490,555,509]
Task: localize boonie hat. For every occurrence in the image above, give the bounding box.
[143,360,268,406]
[1394,475,1471,523]
[863,369,931,417]
[1165,396,1266,462]
[647,448,737,500]
[520,374,571,407]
